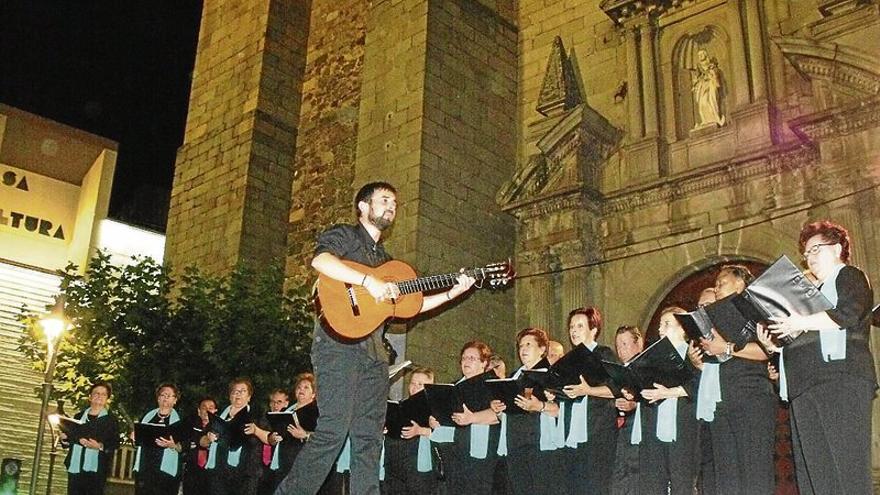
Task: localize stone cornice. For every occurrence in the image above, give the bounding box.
[602,144,820,214]
[600,0,722,25]
[505,186,602,220]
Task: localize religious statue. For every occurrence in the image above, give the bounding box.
[690,49,725,129]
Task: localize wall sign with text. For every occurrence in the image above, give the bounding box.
[0,165,77,243]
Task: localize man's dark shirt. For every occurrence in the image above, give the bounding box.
[315,222,392,362]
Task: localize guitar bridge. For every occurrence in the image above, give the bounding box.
[345,284,361,316]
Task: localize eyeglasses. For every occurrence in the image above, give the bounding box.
[802,243,836,259]
[460,355,483,362]
[158,393,176,399]
[230,388,250,396]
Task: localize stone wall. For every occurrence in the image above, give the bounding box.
[166,0,309,275]
[285,0,367,286]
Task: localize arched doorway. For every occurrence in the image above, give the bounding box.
[643,260,767,342]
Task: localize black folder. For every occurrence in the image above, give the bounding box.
[537,343,610,393]
[423,384,462,426]
[56,416,96,443]
[293,402,319,432]
[207,408,253,449]
[601,337,692,397]
[674,307,714,343]
[423,372,496,427]
[484,369,547,415]
[744,255,833,320]
[385,390,432,439]
[677,256,832,349]
[134,421,187,447]
[455,371,496,411]
[266,412,295,439]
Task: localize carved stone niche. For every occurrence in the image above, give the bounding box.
[497,37,621,215]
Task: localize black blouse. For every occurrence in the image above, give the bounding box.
[784,264,876,399]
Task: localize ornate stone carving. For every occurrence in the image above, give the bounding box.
[537,36,582,117]
[772,36,880,96]
[498,103,621,210]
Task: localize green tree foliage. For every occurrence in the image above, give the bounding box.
[19,252,314,425]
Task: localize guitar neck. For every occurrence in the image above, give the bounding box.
[396,268,485,295]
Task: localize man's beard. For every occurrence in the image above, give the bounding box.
[369,211,393,231]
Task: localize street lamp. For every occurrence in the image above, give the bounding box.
[27,295,70,495]
[45,413,62,495]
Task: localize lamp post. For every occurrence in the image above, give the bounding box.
[27,295,69,495]
[45,413,61,495]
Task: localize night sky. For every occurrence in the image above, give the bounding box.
[0,0,203,231]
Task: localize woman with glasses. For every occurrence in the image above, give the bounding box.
[253,374,320,495]
[133,383,184,495]
[765,221,876,494]
[201,377,261,495]
[431,341,501,494]
[62,381,120,495]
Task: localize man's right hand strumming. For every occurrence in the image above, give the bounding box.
[362,275,399,302]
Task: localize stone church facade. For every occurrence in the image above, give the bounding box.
[166,0,880,476]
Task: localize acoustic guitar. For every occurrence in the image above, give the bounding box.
[315,259,514,339]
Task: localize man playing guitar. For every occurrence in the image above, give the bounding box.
[275,181,475,495]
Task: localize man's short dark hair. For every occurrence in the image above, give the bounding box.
[354,182,397,216]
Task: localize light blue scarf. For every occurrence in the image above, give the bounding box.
[563,341,596,447]
[469,424,491,458]
[696,363,721,421]
[564,398,588,447]
[818,263,846,361]
[538,403,565,451]
[429,425,455,443]
[452,376,492,459]
[779,351,789,401]
[656,398,679,442]
[336,437,351,473]
[416,435,432,472]
[269,404,297,471]
[496,412,508,456]
[653,342,686,442]
[133,408,181,476]
[630,404,642,445]
[67,408,107,474]
[379,438,385,480]
[206,405,245,469]
[495,366,526,457]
